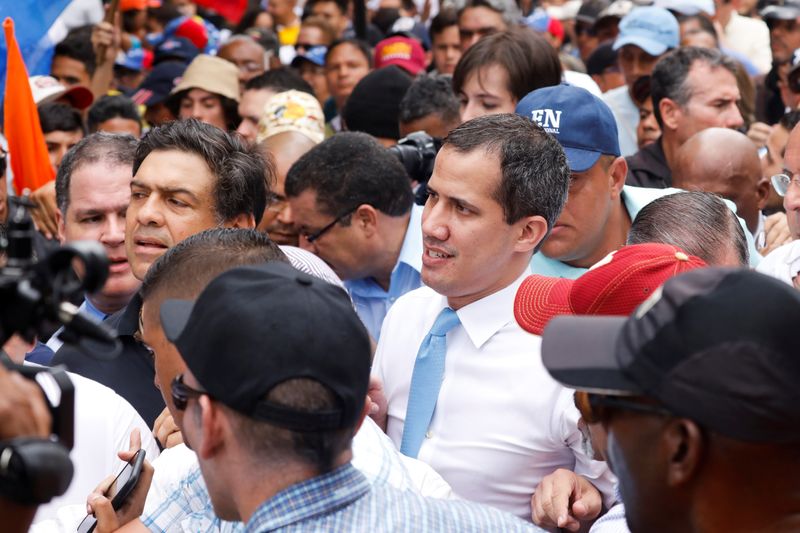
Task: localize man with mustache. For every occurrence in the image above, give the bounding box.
[51,119,267,427]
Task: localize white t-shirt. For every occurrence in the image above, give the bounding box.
[603,85,639,158]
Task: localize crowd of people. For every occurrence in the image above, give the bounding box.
[3,0,800,531]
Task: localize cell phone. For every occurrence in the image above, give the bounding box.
[76,449,146,533]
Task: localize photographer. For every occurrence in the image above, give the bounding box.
[0,357,56,533]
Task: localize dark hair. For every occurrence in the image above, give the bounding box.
[133,119,270,224]
[244,68,315,95]
[780,109,800,131]
[443,113,569,240]
[456,0,521,26]
[300,15,337,45]
[235,8,270,34]
[140,228,287,302]
[53,26,96,76]
[631,75,652,106]
[430,6,458,37]
[370,8,401,35]
[285,131,414,217]
[166,90,241,131]
[679,14,718,43]
[147,4,182,27]
[627,191,748,266]
[452,28,562,103]
[38,102,85,135]
[87,95,143,133]
[306,0,349,15]
[325,39,373,68]
[243,27,280,56]
[56,132,138,214]
[651,46,738,128]
[399,74,461,127]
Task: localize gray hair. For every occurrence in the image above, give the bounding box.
[627,191,748,266]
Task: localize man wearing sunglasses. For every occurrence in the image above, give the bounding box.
[541,268,800,533]
[284,132,423,341]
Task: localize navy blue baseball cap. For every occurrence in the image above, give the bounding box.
[516,84,620,173]
[291,45,327,68]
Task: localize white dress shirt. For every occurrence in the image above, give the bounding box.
[724,12,772,75]
[373,273,616,520]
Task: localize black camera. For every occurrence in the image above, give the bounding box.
[0,197,119,505]
[389,131,442,205]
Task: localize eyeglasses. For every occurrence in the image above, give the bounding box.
[301,207,356,243]
[574,390,672,425]
[265,195,288,215]
[171,373,208,411]
[771,173,800,197]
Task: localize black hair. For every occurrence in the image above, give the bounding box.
[325,38,373,68]
[430,6,458,37]
[651,46,738,128]
[53,26,96,76]
[306,0,349,15]
[166,90,241,131]
[285,131,413,217]
[244,68,315,95]
[399,74,461,127]
[38,102,85,135]
[87,95,143,133]
[627,191,748,266]
[444,113,569,239]
[133,119,270,224]
[56,132,138,214]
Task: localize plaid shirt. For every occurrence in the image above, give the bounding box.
[243,463,543,532]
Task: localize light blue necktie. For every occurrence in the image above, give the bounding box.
[400,307,461,458]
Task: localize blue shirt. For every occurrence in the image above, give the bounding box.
[244,463,542,533]
[531,186,761,279]
[345,205,423,340]
[25,297,108,365]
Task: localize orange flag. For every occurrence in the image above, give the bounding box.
[3,17,55,194]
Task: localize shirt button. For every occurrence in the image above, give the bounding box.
[426,430,433,439]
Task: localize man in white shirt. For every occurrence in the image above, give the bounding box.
[371,113,615,521]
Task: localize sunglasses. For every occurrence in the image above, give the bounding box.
[171,373,208,411]
[574,390,671,424]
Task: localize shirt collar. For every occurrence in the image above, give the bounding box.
[754,211,766,249]
[244,463,370,531]
[396,204,423,273]
[453,270,530,350]
[82,297,108,321]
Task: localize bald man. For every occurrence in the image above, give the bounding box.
[673,128,791,255]
[217,36,267,93]
[257,131,317,245]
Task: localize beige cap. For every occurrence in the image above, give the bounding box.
[256,90,325,144]
[170,54,240,102]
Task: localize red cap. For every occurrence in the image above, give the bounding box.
[514,243,707,335]
[175,17,208,52]
[374,36,426,75]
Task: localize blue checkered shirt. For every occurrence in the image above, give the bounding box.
[243,463,542,532]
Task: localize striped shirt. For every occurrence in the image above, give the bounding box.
[243,463,544,533]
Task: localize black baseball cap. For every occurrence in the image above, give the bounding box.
[130,61,187,107]
[542,268,800,443]
[159,262,371,432]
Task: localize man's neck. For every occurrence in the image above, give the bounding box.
[277,13,298,27]
[87,294,126,317]
[446,257,529,310]
[716,5,734,29]
[370,213,411,291]
[661,132,682,178]
[236,453,351,523]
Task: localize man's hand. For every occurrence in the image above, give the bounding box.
[153,407,183,449]
[29,181,58,240]
[367,376,388,431]
[761,212,794,256]
[86,429,154,533]
[91,20,120,67]
[0,363,51,440]
[747,122,773,148]
[531,469,603,532]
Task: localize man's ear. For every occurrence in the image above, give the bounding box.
[196,395,227,461]
[354,204,379,238]
[756,175,771,211]
[663,418,705,488]
[56,209,66,244]
[659,97,682,132]
[514,215,549,253]
[609,156,628,197]
[225,212,256,229]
